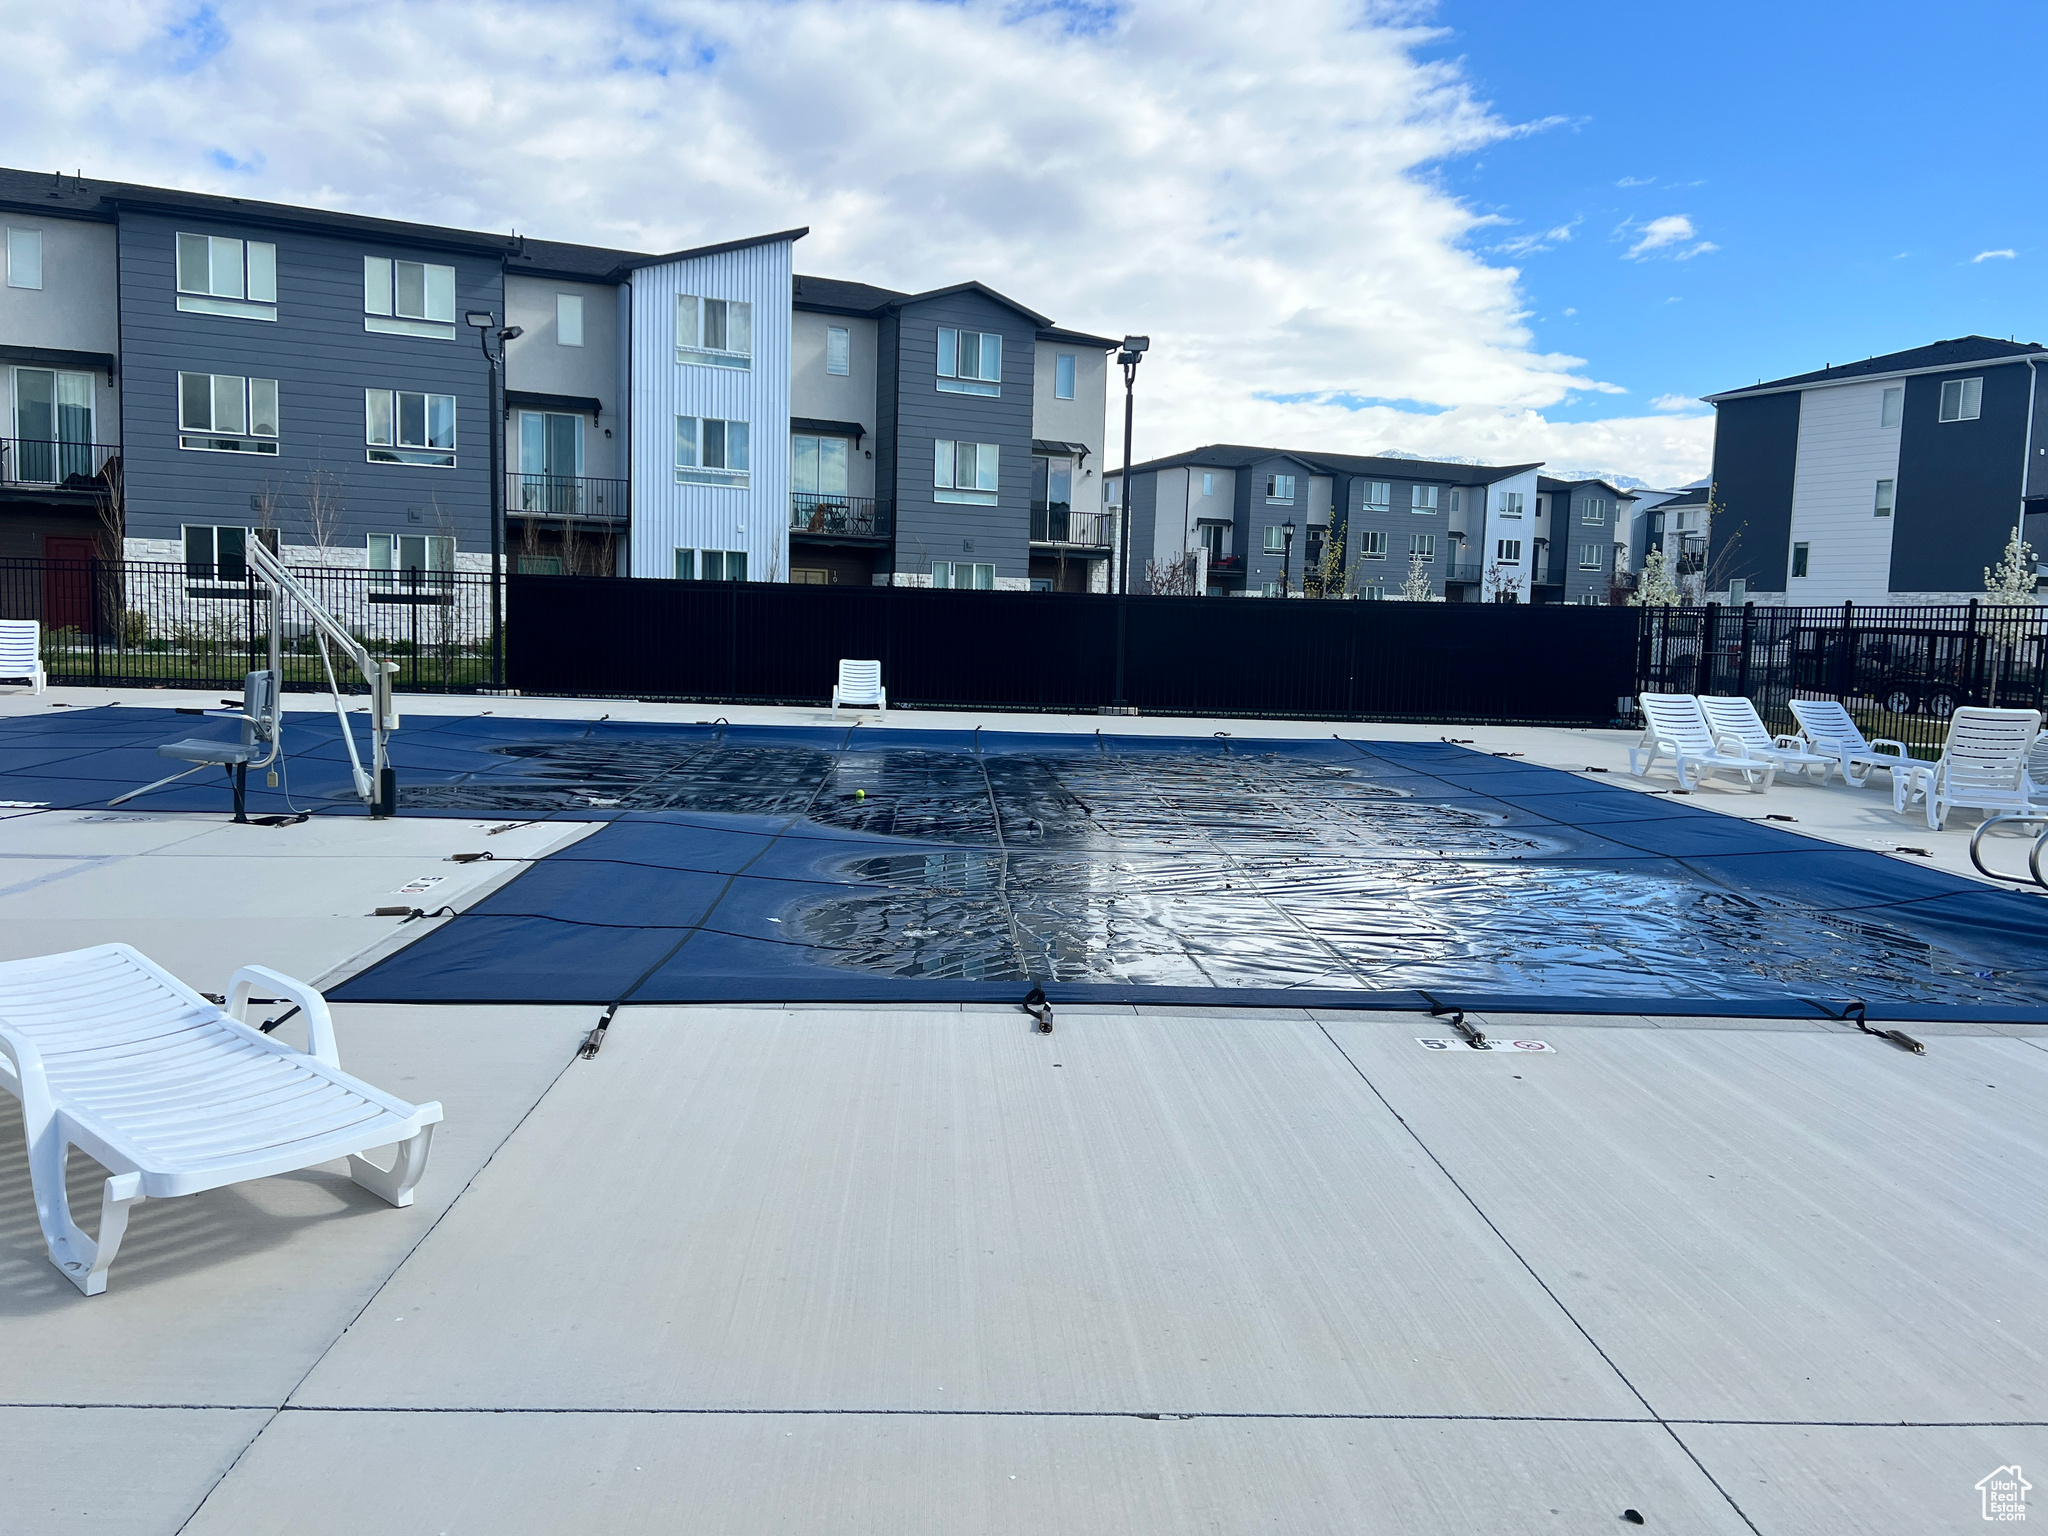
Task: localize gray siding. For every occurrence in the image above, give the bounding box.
[1892,365,2033,592]
[889,292,1035,582]
[874,311,899,576]
[1241,456,1305,593]
[2028,360,2048,502]
[116,210,497,554]
[1128,470,1157,591]
[1342,474,1452,597]
[1708,392,1802,595]
[1559,489,1618,603]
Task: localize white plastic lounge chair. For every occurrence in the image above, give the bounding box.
[1628,693,1777,792]
[1699,696,1838,783]
[0,618,46,695]
[831,659,886,711]
[1787,698,1912,790]
[0,944,441,1296]
[1901,707,2043,830]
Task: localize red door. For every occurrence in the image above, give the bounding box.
[43,535,95,633]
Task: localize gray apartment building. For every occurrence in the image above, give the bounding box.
[1109,445,1566,601]
[1532,475,1634,604]
[0,166,1115,595]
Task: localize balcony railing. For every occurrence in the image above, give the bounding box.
[790,493,893,540]
[1445,561,1486,583]
[1,438,120,491]
[507,473,629,522]
[1205,553,1244,574]
[1030,506,1114,547]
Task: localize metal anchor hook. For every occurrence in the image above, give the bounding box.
[1022,985,1054,1035]
[1420,991,1485,1047]
[1839,999,1924,1056]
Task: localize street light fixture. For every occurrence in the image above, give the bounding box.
[471,314,523,688]
[1108,335,1150,713]
[1281,519,1297,598]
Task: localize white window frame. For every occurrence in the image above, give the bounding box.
[934,439,999,504]
[368,532,455,589]
[175,231,277,321]
[1201,472,1214,496]
[182,524,274,582]
[702,550,749,582]
[1409,533,1436,562]
[1578,542,1604,571]
[1874,479,1895,518]
[365,387,456,467]
[1449,488,1463,513]
[677,295,753,370]
[825,325,850,376]
[179,372,280,455]
[1498,491,1524,518]
[1361,530,1388,560]
[931,560,994,589]
[1880,386,1903,428]
[1054,352,1076,400]
[936,327,1002,396]
[1496,538,1522,562]
[1581,498,1606,525]
[10,366,97,475]
[1411,484,1438,513]
[556,293,584,348]
[1263,525,1289,554]
[675,415,752,487]
[1791,541,1811,579]
[363,255,456,339]
[1266,473,1296,503]
[1938,377,1983,422]
[6,227,43,291]
[1362,480,1390,509]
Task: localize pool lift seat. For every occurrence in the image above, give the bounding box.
[151,668,282,824]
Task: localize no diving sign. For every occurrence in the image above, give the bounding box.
[1417,1038,1554,1053]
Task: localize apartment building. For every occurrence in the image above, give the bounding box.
[1700,335,2048,605]
[0,166,1113,592]
[1532,476,1634,604]
[1109,446,1545,600]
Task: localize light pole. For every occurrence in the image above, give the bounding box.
[467,310,522,689]
[1280,519,1296,598]
[1110,334,1149,711]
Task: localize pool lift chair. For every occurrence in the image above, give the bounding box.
[112,539,402,820]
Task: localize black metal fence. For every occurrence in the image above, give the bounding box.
[506,574,1640,723]
[0,558,497,692]
[1637,601,2048,758]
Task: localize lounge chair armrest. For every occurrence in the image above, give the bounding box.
[228,965,339,1068]
[0,1023,54,1121]
[1868,738,1908,757]
[1772,734,1805,750]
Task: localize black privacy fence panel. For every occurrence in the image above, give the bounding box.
[0,558,497,693]
[507,574,1643,724]
[1637,601,2048,758]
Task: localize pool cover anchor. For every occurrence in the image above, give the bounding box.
[1022,985,1054,1035]
[1420,991,1486,1048]
[581,1004,619,1060]
[1836,999,1925,1055]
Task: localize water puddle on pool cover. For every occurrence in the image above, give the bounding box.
[398,738,2048,1007]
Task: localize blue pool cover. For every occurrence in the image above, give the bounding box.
[5,707,2047,1021]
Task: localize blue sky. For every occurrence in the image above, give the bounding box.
[1429,0,2045,420]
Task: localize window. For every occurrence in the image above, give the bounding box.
[11,368,95,480]
[676,295,753,369]
[6,228,42,290]
[1360,529,1389,560]
[826,325,850,376]
[1263,525,1290,553]
[176,232,277,321]
[180,372,280,454]
[1105,477,1121,509]
[1201,472,1214,496]
[183,525,270,582]
[1496,538,1522,562]
[369,532,454,589]
[1938,377,1983,422]
[1791,542,1810,579]
[1361,584,1386,601]
[675,548,695,579]
[792,434,851,497]
[364,388,455,466]
[1411,485,1438,512]
[1675,509,1699,532]
[1874,478,1895,518]
[1031,456,1074,527]
[1581,498,1606,525]
[1498,491,1524,518]
[1261,582,1282,598]
[931,560,994,589]
[675,415,751,486]
[556,294,584,347]
[1054,352,1076,400]
[1880,386,1902,428]
[937,327,1002,395]
[1410,533,1436,562]
[1266,473,1295,502]
[515,412,582,509]
[1362,480,1390,509]
[934,439,999,504]
[1198,522,1229,562]
[363,255,455,339]
[1576,594,1604,607]
[1579,542,1605,570]
[701,550,748,581]
[1449,488,1463,514]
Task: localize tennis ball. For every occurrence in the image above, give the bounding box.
[855,788,866,799]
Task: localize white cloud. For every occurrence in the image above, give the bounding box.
[1650,393,1703,413]
[0,0,1714,483]
[1973,248,2018,262]
[1625,214,1717,261]
[1489,217,1580,258]
[1615,175,1655,187]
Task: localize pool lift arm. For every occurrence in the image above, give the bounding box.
[247,538,402,816]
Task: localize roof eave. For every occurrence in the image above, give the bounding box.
[612,226,810,278]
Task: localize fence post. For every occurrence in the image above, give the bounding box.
[1697,602,1720,694]
[89,557,103,685]
[1736,601,1754,699]
[1965,597,1983,705]
[1835,600,1854,699]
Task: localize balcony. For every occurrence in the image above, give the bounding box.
[790,493,893,543]
[1,439,120,495]
[1030,506,1113,549]
[1444,561,1486,583]
[507,473,629,522]
[1677,535,1708,575]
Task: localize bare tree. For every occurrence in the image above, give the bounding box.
[1400,550,1439,602]
[1309,517,1347,598]
[300,466,348,563]
[88,453,125,559]
[1145,552,1199,595]
[1482,563,1523,604]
